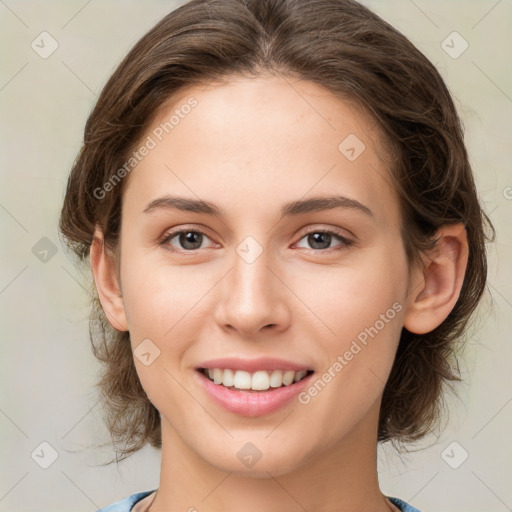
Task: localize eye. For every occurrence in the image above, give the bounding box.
[294,229,353,252]
[160,227,353,253]
[160,229,216,252]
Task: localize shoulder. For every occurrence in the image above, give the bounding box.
[388,496,422,512]
[95,490,156,512]
[95,491,418,512]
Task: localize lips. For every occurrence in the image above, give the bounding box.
[194,357,315,416]
[195,356,314,373]
[195,367,315,416]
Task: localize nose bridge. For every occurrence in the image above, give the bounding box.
[216,237,288,334]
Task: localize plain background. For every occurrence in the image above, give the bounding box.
[0,1,510,511]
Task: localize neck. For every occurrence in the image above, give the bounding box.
[148,401,396,512]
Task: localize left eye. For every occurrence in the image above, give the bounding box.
[161,230,215,251]
[161,229,353,252]
[295,230,353,251]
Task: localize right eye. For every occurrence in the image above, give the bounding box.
[160,229,217,252]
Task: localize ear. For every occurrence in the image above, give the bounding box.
[89,227,128,331]
[403,223,469,335]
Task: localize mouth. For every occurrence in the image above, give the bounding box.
[196,367,315,392]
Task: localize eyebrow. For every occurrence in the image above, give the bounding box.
[143,194,374,219]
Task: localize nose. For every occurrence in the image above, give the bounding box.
[214,245,291,337]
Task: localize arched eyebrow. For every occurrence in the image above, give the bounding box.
[280,196,373,219]
[143,194,374,219]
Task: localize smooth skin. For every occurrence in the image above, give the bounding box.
[90,74,468,512]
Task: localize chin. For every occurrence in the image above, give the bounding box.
[202,444,311,479]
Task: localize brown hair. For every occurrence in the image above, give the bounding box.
[59,0,495,461]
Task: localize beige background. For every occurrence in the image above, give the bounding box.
[0,1,510,511]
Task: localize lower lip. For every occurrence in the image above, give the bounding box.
[195,370,314,417]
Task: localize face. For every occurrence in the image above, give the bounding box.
[114,75,414,476]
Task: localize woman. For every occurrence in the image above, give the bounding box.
[59,0,494,510]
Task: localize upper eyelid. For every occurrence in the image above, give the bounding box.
[293,229,354,249]
[161,225,217,243]
[295,225,353,240]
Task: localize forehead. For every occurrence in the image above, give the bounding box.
[123,75,401,229]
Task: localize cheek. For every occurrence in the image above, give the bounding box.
[299,243,407,385]
[292,258,406,444]
[120,249,198,334]
[302,254,405,342]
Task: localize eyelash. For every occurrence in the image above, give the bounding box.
[159,227,354,254]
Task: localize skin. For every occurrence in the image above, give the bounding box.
[91,74,468,512]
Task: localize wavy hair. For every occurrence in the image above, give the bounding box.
[59,0,495,461]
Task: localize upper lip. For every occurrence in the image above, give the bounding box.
[195,357,314,373]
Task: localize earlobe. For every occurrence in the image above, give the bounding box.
[403,224,469,335]
[89,227,129,332]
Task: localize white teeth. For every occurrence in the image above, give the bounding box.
[251,371,270,390]
[294,370,307,382]
[282,370,295,386]
[222,368,235,387]
[213,368,223,385]
[269,370,283,388]
[233,370,252,389]
[203,368,310,391]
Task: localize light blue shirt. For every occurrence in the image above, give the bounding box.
[96,490,421,511]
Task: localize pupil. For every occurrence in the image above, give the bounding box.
[180,231,202,250]
[308,232,331,250]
